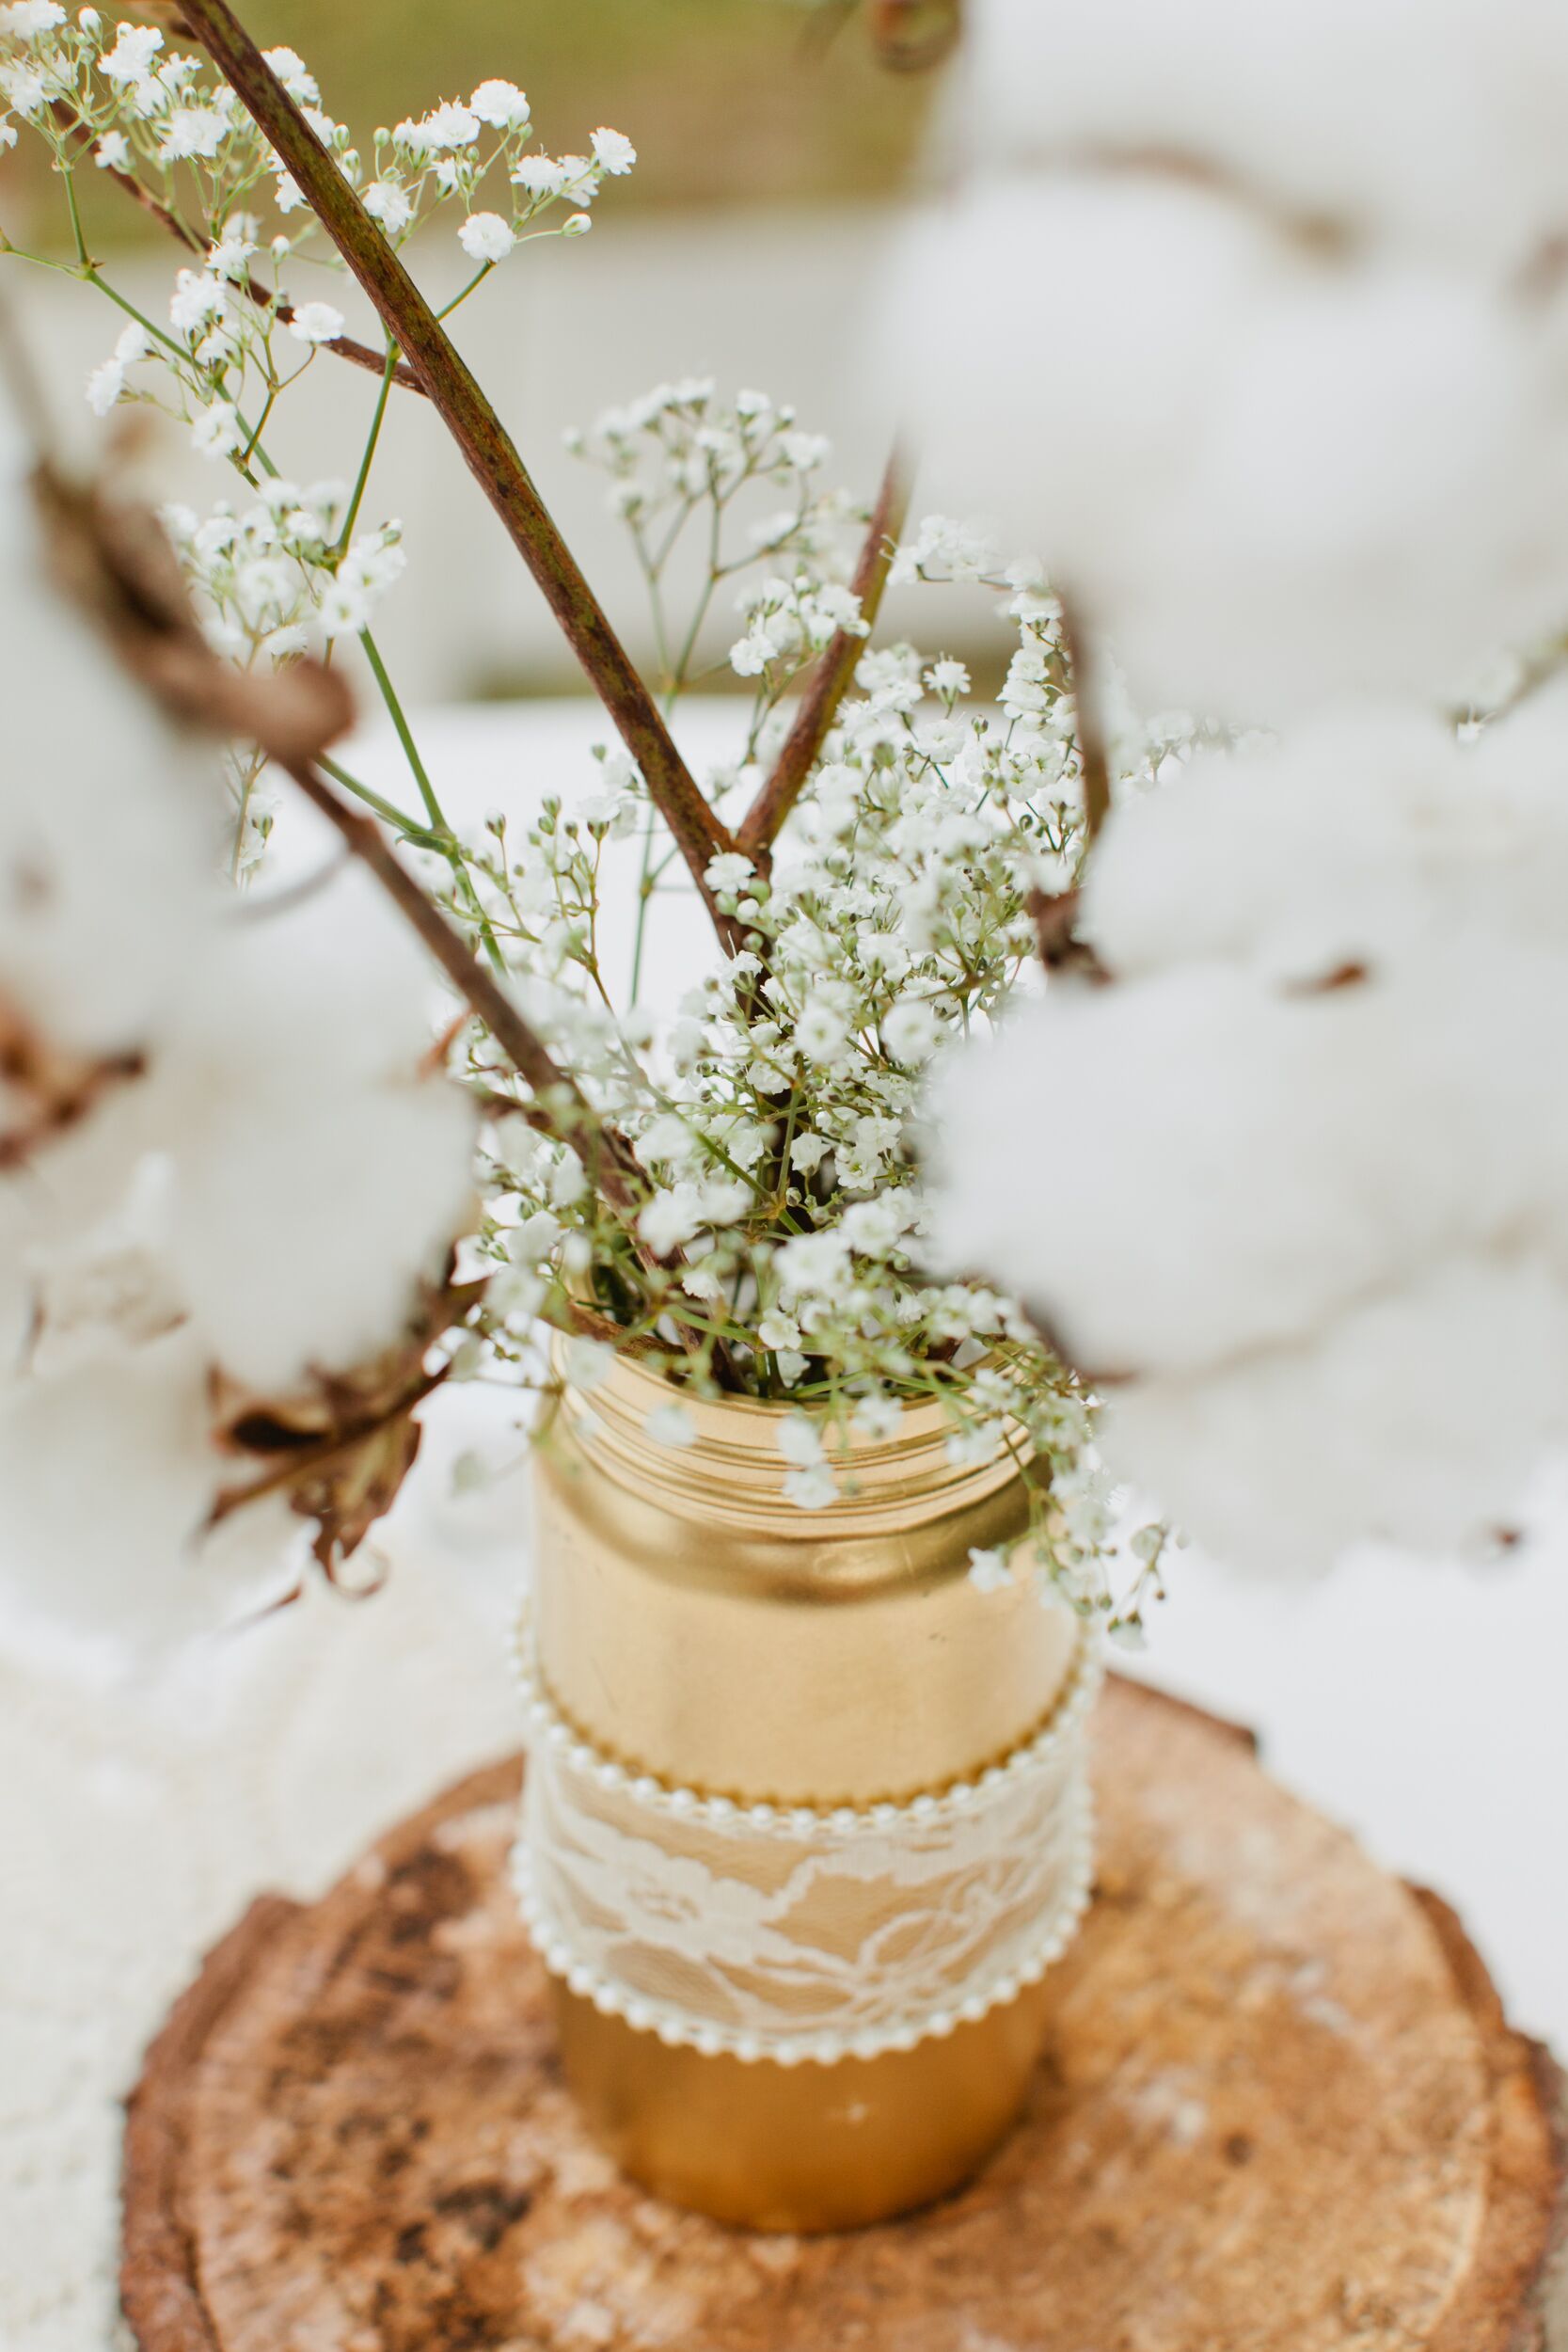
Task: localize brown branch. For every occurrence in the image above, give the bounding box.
[39,453,742,1387]
[736,440,913,859]
[261,771,742,1378]
[175,0,739,944]
[279,753,644,1219]
[1025,885,1109,982]
[1057,595,1112,845]
[870,0,963,72]
[50,103,423,392]
[276,782,741,1374]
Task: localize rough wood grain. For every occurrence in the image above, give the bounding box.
[120,1680,1566,2352]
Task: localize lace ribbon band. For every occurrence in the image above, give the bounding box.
[510,1611,1102,2066]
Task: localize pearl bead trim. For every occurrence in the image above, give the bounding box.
[507,1601,1104,1842]
[511,1785,1097,2066]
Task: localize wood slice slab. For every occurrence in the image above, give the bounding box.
[121,1679,1567,2352]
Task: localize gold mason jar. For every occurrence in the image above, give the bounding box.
[513,1347,1097,2233]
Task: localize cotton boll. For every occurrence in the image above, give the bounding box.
[0,412,220,1057]
[888,167,1568,722]
[151,867,475,1391]
[878,170,1276,571]
[1102,1255,1568,1574]
[0,1025,183,1369]
[1086,704,1568,982]
[1088,694,1568,985]
[1086,707,1458,982]
[1137,264,1568,716]
[0,1327,297,1664]
[965,0,1568,278]
[928,970,1389,1375]
[167,1077,474,1393]
[194,861,448,1089]
[929,950,1568,1379]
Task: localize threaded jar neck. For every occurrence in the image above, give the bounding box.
[552,1344,1027,1541]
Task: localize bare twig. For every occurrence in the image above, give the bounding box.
[736,441,913,858]
[1057,595,1113,845]
[870,0,964,72]
[48,102,424,391]
[39,445,750,1392]
[1025,885,1109,981]
[175,0,740,944]
[33,455,645,1218]
[35,462,355,761]
[278,753,646,1218]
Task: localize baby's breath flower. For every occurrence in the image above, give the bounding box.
[364,178,413,231]
[286,300,345,345]
[190,399,242,460]
[261,44,318,103]
[512,153,565,198]
[397,97,479,153]
[458,210,515,263]
[967,1547,1014,1595]
[469,75,530,129]
[590,125,636,175]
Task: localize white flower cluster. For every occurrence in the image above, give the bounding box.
[569,380,859,649]
[0,16,631,468]
[0,427,473,1661]
[935,694,1568,1571]
[458,394,1182,1612]
[1,19,630,952]
[162,479,405,658]
[372,87,631,257]
[887,0,1568,722]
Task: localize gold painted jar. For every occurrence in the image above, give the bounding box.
[512,1349,1099,2233]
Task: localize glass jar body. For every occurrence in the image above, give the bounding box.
[521,1355,1091,2233]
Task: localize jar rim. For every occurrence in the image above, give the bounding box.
[548,1338,1030,1535]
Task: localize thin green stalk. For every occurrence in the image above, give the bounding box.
[357,626,446,835]
[58,157,88,268]
[436,261,493,323]
[357,626,506,974]
[317,753,441,846]
[338,342,399,549]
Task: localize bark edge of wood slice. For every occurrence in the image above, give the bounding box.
[120,1677,1568,2352]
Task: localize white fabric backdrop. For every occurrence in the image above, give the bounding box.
[2,703,1562,2349]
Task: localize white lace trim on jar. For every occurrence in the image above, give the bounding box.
[510,1610,1102,2065]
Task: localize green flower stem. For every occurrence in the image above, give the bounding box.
[316,753,440,847]
[338,341,399,551]
[435,261,493,324]
[58,156,88,269]
[356,626,506,974]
